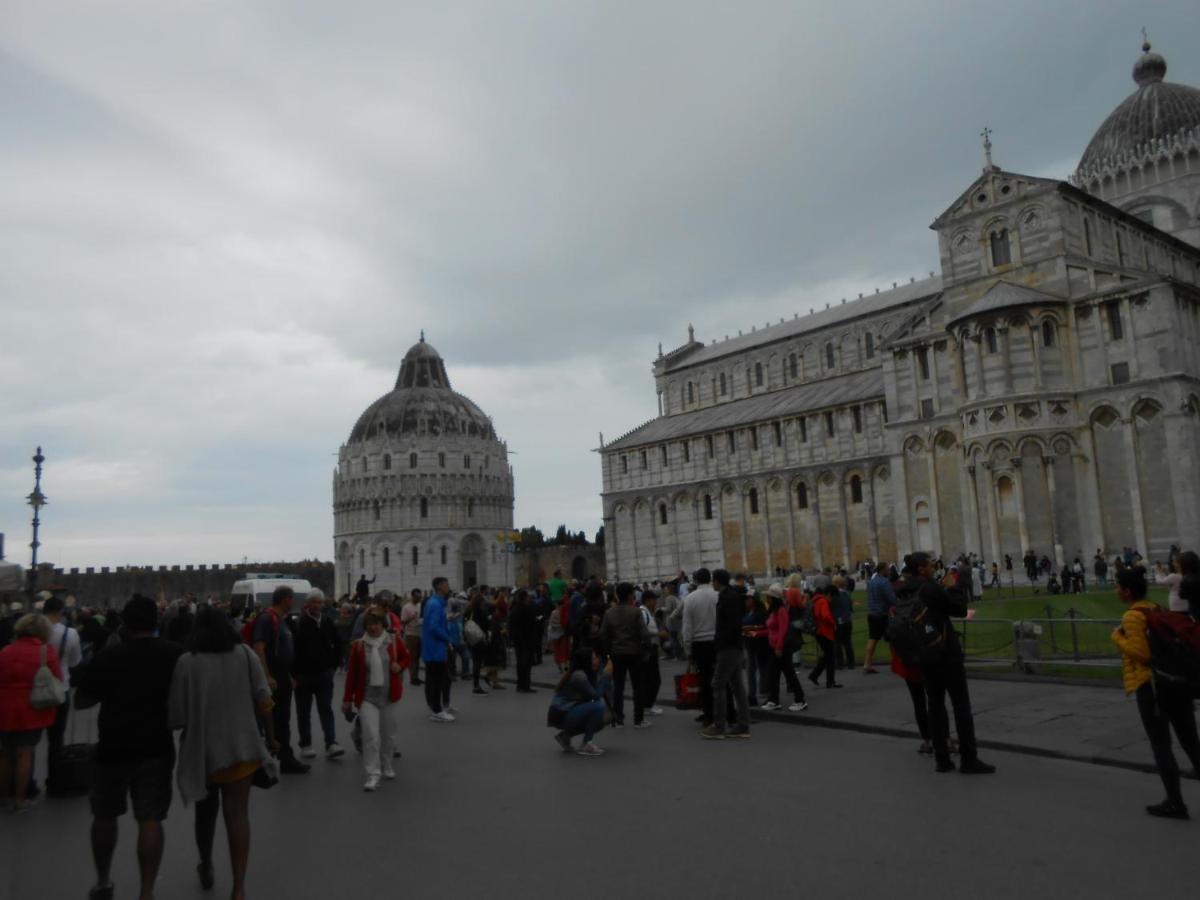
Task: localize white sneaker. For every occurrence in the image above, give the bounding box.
[788,701,809,712]
[382,765,396,780]
[299,746,317,759]
[430,711,456,723]
[326,743,345,759]
[759,701,779,711]
[647,706,665,716]
[576,742,605,757]
[363,775,380,792]
[445,705,459,714]
[633,720,653,729]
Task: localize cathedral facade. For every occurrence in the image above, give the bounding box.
[600,41,1200,582]
[333,337,515,596]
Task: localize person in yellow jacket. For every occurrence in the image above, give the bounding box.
[1110,568,1200,820]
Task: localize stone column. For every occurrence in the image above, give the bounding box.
[961,462,983,557]
[981,462,1002,564]
[1163,410,1200,550]
[1011,459,1031,558]
[671,497,683,575]
[1123,297,1140,379]
[838,474,852,568]
[972,335,986,400]
[1091,302,1110,374]
[784,481,797,569]
[1074,428,1107,557]
[628,504,640,580]
[863,471,880,561]
[761,480,773,576]
[607,512,620,580]
[1121,418,1149,555]
[1041,456,1064,567]
[925,448,944,555]
[811,478,825,570]
[951,335,968,400]
[737,488,750,573]
[1030,323,1043,390]
[692,494,704,570]
[929,341,942,412]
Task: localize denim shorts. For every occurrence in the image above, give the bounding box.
[90,754,173,822]
[0,728,43,750]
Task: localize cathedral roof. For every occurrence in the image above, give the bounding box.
[946,281,1066,328]
[1075,40,1200,181]
[347,336,497,443]
[660,276,942,373]
[604,368,883,451]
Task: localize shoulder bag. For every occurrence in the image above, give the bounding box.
[30,643,67,709]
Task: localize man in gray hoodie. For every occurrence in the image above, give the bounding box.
[681,568,718,726]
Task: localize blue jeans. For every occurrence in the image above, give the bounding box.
[563,701,606,743]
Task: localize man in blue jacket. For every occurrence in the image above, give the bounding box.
[862,562,897,673]
[422,577,455,722]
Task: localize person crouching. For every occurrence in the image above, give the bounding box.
[342,612,410,791]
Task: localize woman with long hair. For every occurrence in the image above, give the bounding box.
[548,648,611,756]
[465,592,492,694]
[169,605,277,900]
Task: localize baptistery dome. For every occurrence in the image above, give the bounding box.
[333,335,515,597]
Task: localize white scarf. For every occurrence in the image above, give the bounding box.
[363,632,389,688]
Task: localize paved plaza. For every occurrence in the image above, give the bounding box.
[1,658,1195,900]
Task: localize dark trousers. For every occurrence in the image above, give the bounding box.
[746,642,770,705]
[471,647,486,688]
[295,670,336,749]
[515,640,536,690]
[640,651,661,709]
[45,695,70,787]
[1136,681,1200,807]
[905,678,930,740]
[404,637,422,683]
[691,641,717,721]
[810,635,837,687]
[768,650,805,705]
[270,671,297,762]
[712,647,749,729]
[611,653,645,724]
[835,622,855,669]
[923,660,978,764]
[424,661,447,713]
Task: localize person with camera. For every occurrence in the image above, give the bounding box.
[909,552,995,774]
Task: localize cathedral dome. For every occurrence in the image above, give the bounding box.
[347,336,496,443]
[1075,41,1200,180]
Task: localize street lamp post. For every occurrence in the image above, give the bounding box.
[26,446,47,596]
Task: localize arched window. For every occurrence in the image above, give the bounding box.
[864,333,875,359]
[1041,319,1056,348]
[383,454,392,470]
[755,362,763,386]
[362,456,368,473]
[1083,218,1093,256]
[409,452,418,469]
[703,494,713,520]
[359,548,365,568]
[789,353,798,379]
[659,503,668,525]
[411,546,419,567]
[825,343,835,369]
[796,483,808,509]
[373,501,381,521]
[383,547,390,567]
[985,327,998,354]
[438,452,446,468]
[748,488,759,515]
[420,497,429,518]
[468,499,475,517]
[440,545,447,565]
[997,476,1016,516]
[687,382,695,404]
[719,372,727,395]
[989,228,1012,266]
[463,454,471,469]
[850,475,863,504]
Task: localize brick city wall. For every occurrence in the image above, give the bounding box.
[512,545,607,587]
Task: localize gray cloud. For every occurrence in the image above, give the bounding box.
[1,1,1196,567]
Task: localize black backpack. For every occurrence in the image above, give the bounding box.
[886,590,947,667]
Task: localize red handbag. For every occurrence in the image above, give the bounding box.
[674,669,702,710]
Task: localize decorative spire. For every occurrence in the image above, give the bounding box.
[419,329,425,342]
[980,126,994,171]
[687,323,695,343]
[1133,31,1166,86]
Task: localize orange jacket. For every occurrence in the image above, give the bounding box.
[811,594,836,641]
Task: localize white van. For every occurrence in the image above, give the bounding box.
[229,573,314,616]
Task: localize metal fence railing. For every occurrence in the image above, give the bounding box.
[959,611,1123,671]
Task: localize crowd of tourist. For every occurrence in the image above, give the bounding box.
[0,547,1198,897]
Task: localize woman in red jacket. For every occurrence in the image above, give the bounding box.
[0,614,63,812]
[342,611,410,792]
[806,578,842,690]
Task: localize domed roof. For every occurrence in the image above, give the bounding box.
[347,335,497,443]
[1076,41,1200,179]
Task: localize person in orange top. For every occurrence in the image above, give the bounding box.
[1111,567,1200,820]
[806,576,841,690]
[343,611,411,792]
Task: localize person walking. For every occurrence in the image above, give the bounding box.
[807,576,841,690]
[548,649,611,757]
[508,589,541,693]
[1111,567,1200,819]
[0,613,63,813]
[682,568,719,727]
[862,562,897,673]
[292,588,344,762]
[342,610,410,791]
[907,553,995,774]
[400,590,424,686]
[170,605,278,900]
[637,589,666,716]
[41,595,83,794]
[252,586,308,774]
[700,570,751,740]
[762,584,807,712]
[421,577,454,722]
[74,594,183,900]
[831,575,855,670]
[600,582,651,728]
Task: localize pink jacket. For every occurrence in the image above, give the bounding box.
[766,607,789,653]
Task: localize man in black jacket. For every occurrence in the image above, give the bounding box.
[700,570,750,740]
[293,588,344,760]
[911,553,995,774]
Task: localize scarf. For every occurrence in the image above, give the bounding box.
[363,632,389,688]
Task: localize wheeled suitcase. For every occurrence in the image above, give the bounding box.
[47,702,94,797]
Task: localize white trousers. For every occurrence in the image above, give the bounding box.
[360,699,399,777]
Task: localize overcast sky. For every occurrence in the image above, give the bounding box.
[1,1,1197,569]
